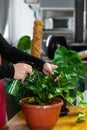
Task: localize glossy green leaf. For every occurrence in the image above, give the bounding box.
[77,91,84,100]
[18,35,32,51]
[77,113,87,122]
[78,101,87,108]
[28,97,35,104]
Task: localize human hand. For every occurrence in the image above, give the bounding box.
[43,63,61,81]
[43,63,58,75]
[54,74,62,82]
[13,63,32,82]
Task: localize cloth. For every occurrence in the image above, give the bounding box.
[0,55,6,128]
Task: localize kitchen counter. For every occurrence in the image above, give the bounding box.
[1,106,87,130]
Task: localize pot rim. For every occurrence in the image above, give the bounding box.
[19,97,63,109]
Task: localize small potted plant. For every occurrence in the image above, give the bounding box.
[6,46,87,130]
[19,70,63,130]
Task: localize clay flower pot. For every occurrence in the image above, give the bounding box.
[19,97,63,130]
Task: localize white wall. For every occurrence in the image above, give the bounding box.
[8,0,35,46]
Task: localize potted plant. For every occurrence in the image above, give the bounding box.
[5,46,87,130]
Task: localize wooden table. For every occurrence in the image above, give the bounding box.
[1,106,87,130]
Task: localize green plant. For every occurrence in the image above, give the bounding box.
[17,35,32,52]
[53,46,87,121]
[6,46,87,122]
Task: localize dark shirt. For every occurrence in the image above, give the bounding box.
[0,34,45,79]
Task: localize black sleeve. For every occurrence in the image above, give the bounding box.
[0,63,14,79]
[0,33,45,79]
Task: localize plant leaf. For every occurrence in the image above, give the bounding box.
[77,113,87,122]
[78,101,87,108]
[66,95,75,103]
[18,35,31,50]
[77,91,84,100]
[28,97,35,104]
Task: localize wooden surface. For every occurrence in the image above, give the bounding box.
[1,106,87,130]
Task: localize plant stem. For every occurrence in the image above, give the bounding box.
[60,93,86,114]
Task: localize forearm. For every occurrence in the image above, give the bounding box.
[4,47,45,71]
[0,33,45,71]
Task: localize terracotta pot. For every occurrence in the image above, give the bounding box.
[19,97,63,130]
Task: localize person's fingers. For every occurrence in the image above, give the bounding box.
[43,63,58,75]
[21,71,27,83]
[13,63,33,81]
[51,65,58,70]
[46,64,58,75]
[43,69,50,75]
[50,65,58,74]
[54,74,62,82]
[21,64,32,82]
[24,64,32,76]
[43,65,53,75]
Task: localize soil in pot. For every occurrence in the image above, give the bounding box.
[20,97,63,130]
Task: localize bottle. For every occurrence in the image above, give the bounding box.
[5,79,22,96]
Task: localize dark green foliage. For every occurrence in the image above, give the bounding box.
[17,35,32,51]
